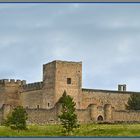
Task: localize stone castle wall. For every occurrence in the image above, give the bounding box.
[21,89,43,109]
[25,104,92,124]
[42,61,56,109]
[26,108,57,124]
[112,110,140,122]
[1,104,140,124]
[76,108,91,123]
[0,79,26,108]
[22,82,43,92]
[0,87,5,108]
[20,104,140,124]
[81,89,131,110]
[0,60,140,124]
[26,103,62,124]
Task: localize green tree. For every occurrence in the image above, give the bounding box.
[5,106,28,131]
[58,91,79,135]
[126,93,140,110]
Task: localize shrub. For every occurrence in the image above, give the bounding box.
[5,106,28,131]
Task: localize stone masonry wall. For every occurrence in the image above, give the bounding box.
[22,82,43,92]
[1,102,140,124]
[24,104,140,124]
[21,89,43,109]
[81,89,131,110]
[0,79,25,108]
[26,108,57,124]
[76,109,91,123]
[42,61,56,109]
[26,103,62,124]
[0,86,5,108]
[19,104,95,124]
[42,60,82,109]
[26,105,92,124]
[112,110,140,122]
[55,61,82,109]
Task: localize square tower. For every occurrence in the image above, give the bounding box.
[42,61,56,109]
[42,60,82,109]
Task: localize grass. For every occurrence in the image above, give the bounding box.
[0,123,140,137]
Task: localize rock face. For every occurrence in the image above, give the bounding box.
[0,60,140,123]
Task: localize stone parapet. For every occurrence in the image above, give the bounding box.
[22,82,43,92]
[82,88,140,94]
[0,79,26,85]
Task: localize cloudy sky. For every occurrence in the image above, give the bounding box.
[0,3,140,91]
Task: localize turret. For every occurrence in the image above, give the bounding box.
[88,104,97,121]
[104,104,112,121]
[0,79,26,119]
[118,84,127,91]
[0,79,26,107]
[0,79,26,86]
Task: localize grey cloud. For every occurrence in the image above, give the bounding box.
[0,4,140,91]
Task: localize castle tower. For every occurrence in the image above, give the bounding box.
[0,79,25,107]
[42,61,56,109]
[0,79,26,119]
[89,104,97,121]
[42,60,82,109]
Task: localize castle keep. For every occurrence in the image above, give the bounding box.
[0,60,140,124]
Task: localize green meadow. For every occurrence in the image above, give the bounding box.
[0,123,140,137]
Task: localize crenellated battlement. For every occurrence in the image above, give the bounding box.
[22,82,43,92]
[0,79,26,86]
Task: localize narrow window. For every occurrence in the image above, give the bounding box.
[67,78,71,84]
[37,105,39,109]
[78,102,80,108]
[48,103,50,107]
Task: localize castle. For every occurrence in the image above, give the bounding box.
[0,60,140,124]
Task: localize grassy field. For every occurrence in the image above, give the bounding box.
[0,123,140,137]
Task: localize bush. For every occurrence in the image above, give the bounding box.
[5,106,28,131]
[126,94,140,110]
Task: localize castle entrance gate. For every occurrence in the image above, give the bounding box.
[97,115,103,121]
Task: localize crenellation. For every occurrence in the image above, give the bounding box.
[10,79,15,83]
[3,79,9,84]
[0,79,8,84]
[0,79,27,86]
[22,82,43,92]
[16,80,21,85]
